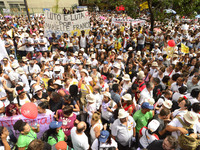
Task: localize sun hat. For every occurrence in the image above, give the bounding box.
[86,94,96,103]
[75,59,81,64]
[9,54,15,58]
[43,72,50,77]
[111,49,116,53]
[122,74,130,81]
[60,51,65,55]
[49,121,62,129]
[86,60,91,65]
[152,61,158,67]
[137,71,145,79]
[128,47,133,51]
[117,55,123,60]
[54,80,62,86]
[54,67,60,72]
[141,102,154,110]
[183,111,198,125]
[99,130,110,143]
[136,51,141,55]
[118,109,129,119]
[17,67,25,75]
[91,54,96,59]
[80,48,84,52]
[122,93,132,101]
[34,85,42,92]
[113,63,120,69]
[104,92,111,99]
[11,63,19,69]
[148,119,160,132]
[144,97,155,105]
[163,100,172,109]
[74,51,78,56]
[55,61,60,65]
[81,69,88,75]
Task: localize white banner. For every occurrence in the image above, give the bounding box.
[0,39,9,61]
[44,11,90,37]
[112,18,146,26]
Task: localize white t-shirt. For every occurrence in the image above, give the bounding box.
[168,116,198,139]
[91,138,118,150]
[71,127,90,150]
[13,94,32,106]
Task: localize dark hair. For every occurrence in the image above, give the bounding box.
[160,108,170,117]
[178,86,187,94]
[69,85,78,96]
[146,82,154,89]
[166,136,178,149]
[6,103,20,116]
[48,79,54,87]
[38,101,49,110]
[172,73,181,81]
[50,92,61,102]
[0,126,4,137]
[62,105,73,116]
[46,128,58,142]
[13,120,27,132]
[153,78,160,84]
[178,97,191,110]
[162,76,170,84]
[191,103,200,113]
[77,125,85,133]
[131,84,138,90]
[27,139,45,150]
[112,84,119,92]
[191,88,200,98]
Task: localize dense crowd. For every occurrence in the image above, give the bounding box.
[0,11,200,150]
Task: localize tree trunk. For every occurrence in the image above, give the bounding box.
[147,0,154,31]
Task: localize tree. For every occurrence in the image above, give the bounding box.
[88,0,200,31]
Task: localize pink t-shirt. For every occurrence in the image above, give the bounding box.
[57,109,76,136]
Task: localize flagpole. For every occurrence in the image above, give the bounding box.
[24,0,31,22]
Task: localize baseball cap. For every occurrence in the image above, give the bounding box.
[54,141,68,150]
[141,102,154,110]
[99,130,110,143]
[49,121,62,129]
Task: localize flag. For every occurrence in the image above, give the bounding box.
[181,43,189,53]
[7,28,13,38]
[140,1,149,11]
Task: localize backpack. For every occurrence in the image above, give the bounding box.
[177,117,200,150]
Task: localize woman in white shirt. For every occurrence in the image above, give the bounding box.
[90,111,103,144]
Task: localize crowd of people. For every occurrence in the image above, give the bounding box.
[0,11,200,150]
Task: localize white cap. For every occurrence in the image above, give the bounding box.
[60,51,65,55]
[104,92,111,99]
[54,80,62,86]
[117,56,123,60]
[163,100,172,109]
[80,48,84,52]
[128,47,133,51]
[114,63,120,69]
[75,59,81,64]
[54,67,60,72]
[55,61,60,65]
[34,85,42,92]
[43,72,50,77]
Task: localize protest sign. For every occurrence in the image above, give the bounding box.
[0,39,9,61]
[0,112,54,138]
[44,11,90,37]
[181,43,189,53]
[112,18,146,26]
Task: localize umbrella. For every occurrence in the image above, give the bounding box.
[195,15,200,18]
[164,9,176,14]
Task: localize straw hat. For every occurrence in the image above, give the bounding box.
[144,97,155,105]
[122,93,132,101]
[81,69,88,76]
[163,100,172,109]
[118,109,129,119]
[183,111,198,125]
[86,94,95,103]
[152,61,158,67]
[86,60,91,65]
[137,71,145,79]
[11,63,19,69]
[122,74,130,81]
[75,59,81,64]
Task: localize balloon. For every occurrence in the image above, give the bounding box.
[168,40,175,47]
[21,102,38,119]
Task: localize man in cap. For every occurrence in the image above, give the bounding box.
[166,111,199,140]
[133,102,154,144]
[111,109,136,150]
[39,33,48,52]
[22,33,34,56]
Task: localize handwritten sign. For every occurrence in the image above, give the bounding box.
[0,112,54,138]
[44,11,90,37]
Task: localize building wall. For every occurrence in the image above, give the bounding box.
[0,0,79,14]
